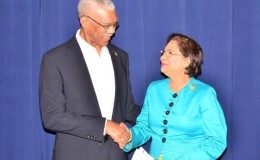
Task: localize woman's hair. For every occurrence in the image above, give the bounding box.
[78,0,115,18]
[167,33,203,78]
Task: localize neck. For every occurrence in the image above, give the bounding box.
[79,29,102,54]
[169,74,190,93]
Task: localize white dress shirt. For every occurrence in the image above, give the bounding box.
[76,29,115,121]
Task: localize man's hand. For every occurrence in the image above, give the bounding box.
[105,120,131,149]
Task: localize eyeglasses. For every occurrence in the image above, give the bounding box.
[85,15,119,30]
[160,50,183,57]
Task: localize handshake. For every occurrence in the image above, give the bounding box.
[105,120,131,149]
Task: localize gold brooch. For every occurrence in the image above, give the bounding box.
[190,84,196,90]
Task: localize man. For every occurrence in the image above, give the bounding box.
[39,0,140,159]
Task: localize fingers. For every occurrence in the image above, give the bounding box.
[118,123,131,149]
[118,139,128,149]
[119,122,131,141]
[105,120,130,149]
[105,120,127,141]
[120,122,129,131]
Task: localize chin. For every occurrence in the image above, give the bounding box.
[101,41,109,46]
[160,68,165,74]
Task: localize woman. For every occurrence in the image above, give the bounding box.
[123,33,227,160]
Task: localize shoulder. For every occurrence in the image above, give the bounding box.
[191,78,217,97]
[147,78,169,92]
[108,43,127,54]
[108,43,128,58]
[40,37,80,68]
[107,43,130,68]
[43,37,78,59]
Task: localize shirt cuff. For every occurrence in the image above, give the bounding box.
[103,118,108,135]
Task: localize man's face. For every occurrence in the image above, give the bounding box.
[80,6,118,49]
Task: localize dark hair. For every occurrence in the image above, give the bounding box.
[166,33,203,78]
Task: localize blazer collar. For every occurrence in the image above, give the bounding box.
[67,37,122,119]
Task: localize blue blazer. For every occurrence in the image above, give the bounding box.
[40,36,140,160]
[124,78,227,160]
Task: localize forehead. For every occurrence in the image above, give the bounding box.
[91,6,118,22]
[165,40,179,50]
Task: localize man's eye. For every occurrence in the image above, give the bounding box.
[104,25,110,29]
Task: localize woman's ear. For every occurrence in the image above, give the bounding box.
[184,57,191,67]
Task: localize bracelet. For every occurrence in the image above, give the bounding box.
[127,130,132,143]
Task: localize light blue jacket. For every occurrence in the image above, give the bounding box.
[124,78,227,160]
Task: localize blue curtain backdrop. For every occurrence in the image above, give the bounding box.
[1,0,259,159]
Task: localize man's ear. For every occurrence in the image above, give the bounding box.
[80,16,88,28]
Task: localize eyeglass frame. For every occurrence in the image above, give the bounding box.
[160,50,183,57]
[83,15,119,30]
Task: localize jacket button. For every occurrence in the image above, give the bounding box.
[163,129,168,134]
[163,119,168,125]
[166,110,170,115]
[173,93,178,98]
[169,102,174,107]
[162,138,166,143]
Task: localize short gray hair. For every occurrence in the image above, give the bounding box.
[78,0,115,17]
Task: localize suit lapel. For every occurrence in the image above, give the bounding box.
[66,37,101,115]
[107,45,122,122]
[64,39,123,121]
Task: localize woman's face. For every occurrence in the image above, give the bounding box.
[160,40,190,77]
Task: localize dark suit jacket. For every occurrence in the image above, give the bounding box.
[39,37,141,160]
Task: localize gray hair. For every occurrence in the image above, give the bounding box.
[78,0,115,18]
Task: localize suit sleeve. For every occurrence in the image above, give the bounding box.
[124,87,152,152]
[122,52,141,125]
[39,53,106,142]
[176,87,227,160]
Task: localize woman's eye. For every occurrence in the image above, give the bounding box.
[168,51,174,55]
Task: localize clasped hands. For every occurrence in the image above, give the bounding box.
[105,120,131,149]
